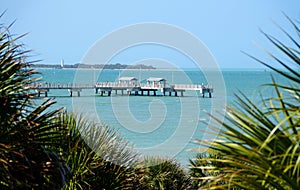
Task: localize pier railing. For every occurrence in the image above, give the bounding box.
[28,83,95,89]
[95,82,212,89]
[28,82,213,97]
[29,82,212,90]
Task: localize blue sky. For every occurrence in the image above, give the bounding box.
[1,1,299,68]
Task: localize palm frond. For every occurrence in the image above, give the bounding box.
[0,17,70,189]
[191,14,300,189]
[59,113,141,189]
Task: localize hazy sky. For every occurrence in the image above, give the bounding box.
[1,1,299,68]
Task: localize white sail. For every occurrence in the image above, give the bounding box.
[60,59,64,68]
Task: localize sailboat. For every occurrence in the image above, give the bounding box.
[60,59,64,69]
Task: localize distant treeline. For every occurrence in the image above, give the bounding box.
[31,63,156,69]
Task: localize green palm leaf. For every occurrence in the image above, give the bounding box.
[191,15,300,189]
[0,16,70,189]
[59,113,141,189]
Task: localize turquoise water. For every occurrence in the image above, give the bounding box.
[34,68,285,167]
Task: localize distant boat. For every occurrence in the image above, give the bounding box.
[60,59,64,68]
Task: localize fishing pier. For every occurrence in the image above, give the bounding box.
[29,77,213,98]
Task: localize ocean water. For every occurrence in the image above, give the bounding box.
[33,68,285,167]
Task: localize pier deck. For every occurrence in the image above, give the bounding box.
[28,82,213,98]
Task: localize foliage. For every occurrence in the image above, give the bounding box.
[131,157,191,190]
[59,113,140,190]
[0,16,70,189]
[189,150,226,189]
[191,15,300,189]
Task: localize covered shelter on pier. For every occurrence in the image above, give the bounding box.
[118,77,138,85]
[146,77,166,88]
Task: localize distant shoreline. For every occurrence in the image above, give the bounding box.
[31,63,156,70]
[31,64,273,72]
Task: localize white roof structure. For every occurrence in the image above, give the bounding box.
[118,77,138,81]
[147,77,166,82]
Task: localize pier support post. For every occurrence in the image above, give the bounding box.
[209,92,212,98]
[154,91,156,96]
[77,91,80,97]
[169,91,172,96]
[147,91,150,96]
[70,91,73,97]
[100,91,103,96]
[115,90,117,95]
[38,91,41,97]
[181,91,184,97]
[175,91,177,97]
[108,91,111,96]
[121,90,124,95]
[45,91,48,97]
